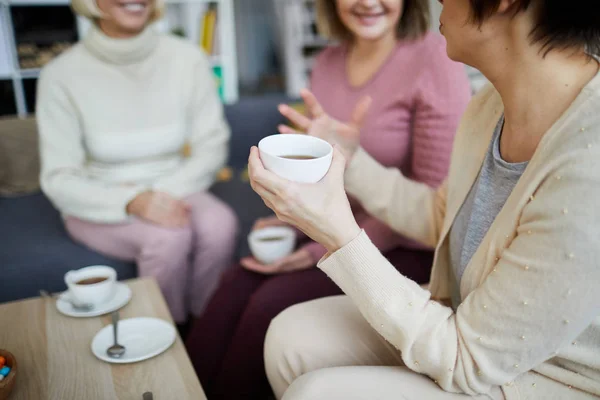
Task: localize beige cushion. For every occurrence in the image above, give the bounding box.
[0,117,41,196]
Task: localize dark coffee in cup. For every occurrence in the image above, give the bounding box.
[258,236,286,242]
[280,155,317,160]
[76,276,108,285]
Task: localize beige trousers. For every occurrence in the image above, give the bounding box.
[264,295,504,400]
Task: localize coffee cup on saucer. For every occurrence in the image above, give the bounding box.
[258,134,333,183]
[64,265,117,307]
[248,226,296,264]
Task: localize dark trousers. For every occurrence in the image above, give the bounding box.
[185,246,433,400]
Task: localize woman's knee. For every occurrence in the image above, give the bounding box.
[264,302,316,397]
[281,370,334,400]
[265,305,296,354]
[138,226,193,270]
[192,196,239,244]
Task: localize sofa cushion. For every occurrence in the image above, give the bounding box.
[0,117,41,197]
[223,93,291,169]
[0,193,136,303]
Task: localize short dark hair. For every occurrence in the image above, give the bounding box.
[469,0,600,55]
[316,0,429,42]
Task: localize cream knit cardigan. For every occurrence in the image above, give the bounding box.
[318,74,600,399]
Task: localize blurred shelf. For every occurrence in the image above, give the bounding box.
[9,0,222,4]
[2,0,237,117]
[19,67,40,78]
[302,36,328,47]
[8,0,70,6]
[278,0,333,97]
[165,0,223,3]
[209,54,220,65]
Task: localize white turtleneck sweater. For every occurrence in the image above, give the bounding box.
[36,25,230,223]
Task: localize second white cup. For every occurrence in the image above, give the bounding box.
[248,226,296,264]
[64,265,117,307]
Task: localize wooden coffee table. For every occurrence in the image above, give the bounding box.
[0,277,206,399]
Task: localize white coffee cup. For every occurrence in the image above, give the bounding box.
[248,226,296,264]
[258,134,333,183]
[64,265,117,307]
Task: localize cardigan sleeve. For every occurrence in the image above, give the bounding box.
[344,147,448,248]
[152,52,230,198]
[301,211,418,263]
[409,37,470,187]
[319,153,600,395]
[37,69,146,223]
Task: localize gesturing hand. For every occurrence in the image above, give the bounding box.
[126,191,190,228]
[277,89,371,163]
[248,146,361,254]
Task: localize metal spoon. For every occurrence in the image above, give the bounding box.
[40,290,94,312]
[107,311,126,358]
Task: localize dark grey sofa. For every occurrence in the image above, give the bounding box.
[0,94,290,303]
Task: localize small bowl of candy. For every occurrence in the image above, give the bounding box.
[0,349,17,400]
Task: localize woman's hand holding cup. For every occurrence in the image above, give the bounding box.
[277,88,371,164]
[248,146,360,254]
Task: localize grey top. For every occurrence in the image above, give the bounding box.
[449,116,528,310]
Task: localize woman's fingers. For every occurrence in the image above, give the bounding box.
[278,124,303,134]
[248,176,278,215]
[300,89,325,118]
[240,257,279,274]
[251,180,277,205]
[248,147,291,196]
[326,146,348,183]
[349,96,372,130]
[310,115,333,139]
[278,104,312,131]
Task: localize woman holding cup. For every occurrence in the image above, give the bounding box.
[253,0,600,398]
[186,0,470,398]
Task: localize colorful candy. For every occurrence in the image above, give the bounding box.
[0,356,5,368]
[0,366,10,377]
[0,374,4,381]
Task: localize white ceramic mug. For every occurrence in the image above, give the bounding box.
[248,226,296,264]
[64,265,117,307]
[258,134,333,183]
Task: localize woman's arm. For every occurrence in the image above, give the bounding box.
[151,52,230,198]
[302,211,429,262]
[319,157,600,395]
[37,70,146,223]
[345,149,448,249]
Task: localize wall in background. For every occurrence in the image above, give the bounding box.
[234,0,279,94]
[429,0,442,32]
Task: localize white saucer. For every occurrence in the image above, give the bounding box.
[91,317,176,364]
[56,282,132,318]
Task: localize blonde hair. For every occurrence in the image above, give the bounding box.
[71,0,165,23]
[315,0,430,42]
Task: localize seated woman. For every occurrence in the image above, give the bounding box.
[250,0,600,399]
[185,0,470,398]
[37,0,238,324]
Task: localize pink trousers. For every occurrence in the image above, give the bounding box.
[64,191,239,323]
